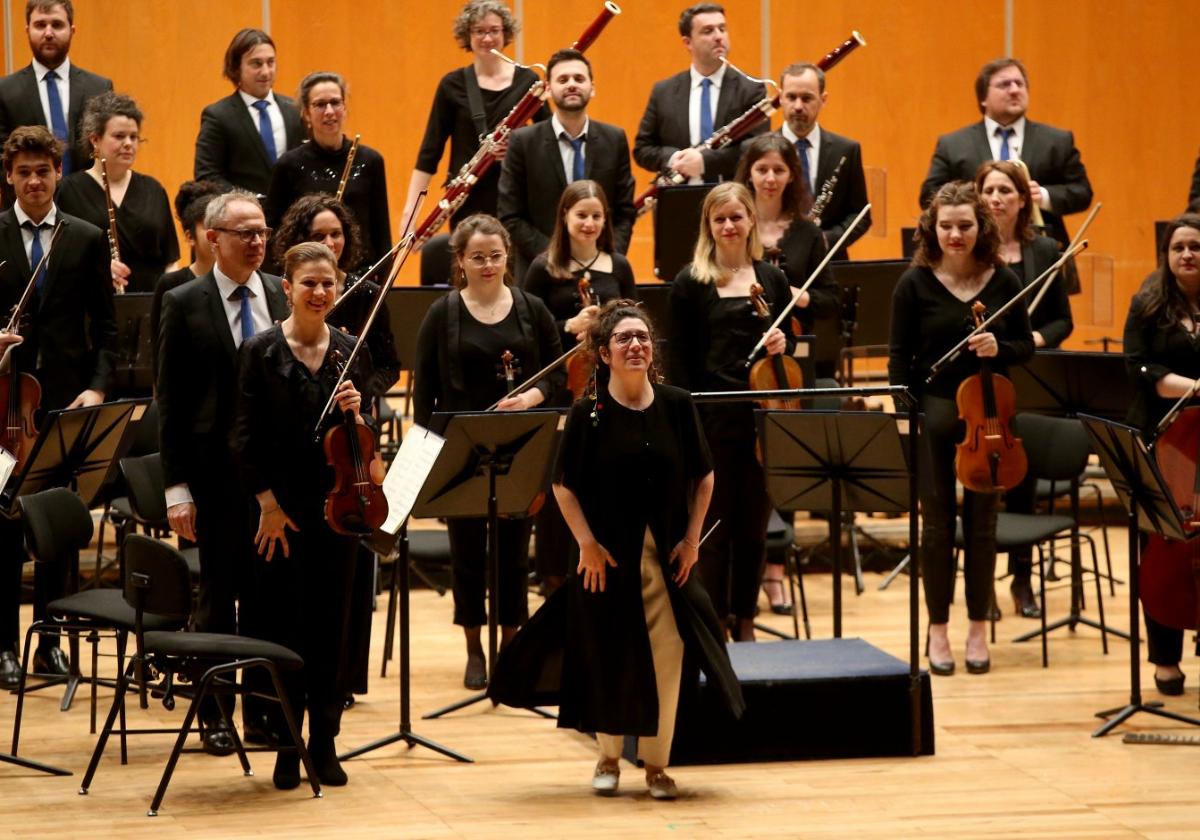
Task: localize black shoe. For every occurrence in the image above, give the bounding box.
[32,646,70,677]
[243,717,282,747]
[1011,579,1042,619]
[342,693,356,710]
[464,651,487,690]
[0,650,21,689]
[201,721,237,757]
[309,739,347,786]
[966,657,991,675]
[273,751,301,790]
[1155,671,1186,696]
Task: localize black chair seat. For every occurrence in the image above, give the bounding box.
[110,496,134,519]
[142,632,304,670]
[766,509,795,549]
[409,529,452,565]
[47,590,181,632]
[956,512,1075,551]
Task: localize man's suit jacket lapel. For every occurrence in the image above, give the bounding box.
[34,215,69,305]
[970,122,993,165]
[1021,121,1045,172]
[816,131,840,185]
[538,122,568,190]
[584,124,604,179]
[714,73,739,129]
[67,65,87,139]
[229,93,272,170]
[263,274,289,322]
[202,274,239,363]
[668,73,691,148]
[16,67,44,126]
[0,213,31,286]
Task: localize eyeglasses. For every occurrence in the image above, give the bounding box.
[612,330,652,347]
[213,227,272,244]
[465,252,506,268]
[990,78,1026,90]
[309,98,344,112]
[470,26,504,39]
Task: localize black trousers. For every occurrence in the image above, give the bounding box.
[698,419,769,622]
[1003,469,1037,580]
[1144,609,1197,667]
[341,546,374,696]
[0,515,65,652]
[256,513,357,743]
[447,516,531,628]
[919,395,999,624]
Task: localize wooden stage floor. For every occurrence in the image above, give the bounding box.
[1,530,1196,839]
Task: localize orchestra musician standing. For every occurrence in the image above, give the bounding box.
[264,72,392,269]
[888,181,1033,676]
[1122,213,1200,696]
[0,125,115,688]
[776,62,871,258]
[633,3,766,185]
[497,48,635,280]
[401,0,550,236]
[56,92,178,293]
[668,182,797,642]
[231,241,372,790]
[412,214,563,689]
[1188,152,1199,212]
[194,28,303,195]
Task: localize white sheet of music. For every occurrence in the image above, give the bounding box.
[380,424,445,535]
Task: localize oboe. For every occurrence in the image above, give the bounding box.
[809,155,846,225]
[335,134,360,202]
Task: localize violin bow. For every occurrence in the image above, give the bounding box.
[744,203,871,366]
[486,344,584,411]
[925,238,1089,385]
[1028,202,1102,316]
[1153,378,1200,443]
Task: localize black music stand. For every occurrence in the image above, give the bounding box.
[1011,350,1133,423]
[652,184,713,282]
[418,410,559,720]
[111,292,154,397]
[1080,415,1200,737]
[757,410,910,638]
[0,400,145,777]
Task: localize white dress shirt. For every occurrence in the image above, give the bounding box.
[12,202,58,267]
[552,113,590,184]
[238,88,286,159]
[671,63,727,184]
[31,57,70,132]
[984,115,1050,209]
[781,121,822,195]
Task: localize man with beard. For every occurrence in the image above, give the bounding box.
[0,0,112,196]
[920,57,1092,248]
[633,4,765,185]
[497,48,635,280]
[777,62,870,258]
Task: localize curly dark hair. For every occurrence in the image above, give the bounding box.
[912,181,1001,269]
[173,180,223,232]
[1135,214,1200,329]
[2,125,61,172]
[272,194,363,271]
[80,92,144,158]
[452,0,518,50]
[586,299,665,393]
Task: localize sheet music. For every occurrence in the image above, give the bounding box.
[380,424,445,534]
[0,447,15,490]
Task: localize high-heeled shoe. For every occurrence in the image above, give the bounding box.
[1010,579,1042,619]
[925,630,955,676]
[761,577,794,616]
[965,639,991,674]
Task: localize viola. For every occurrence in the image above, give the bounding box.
[746,282,804,410]
[322,350,388,536]
[0,363,40,468]
[566,276,596,399]
[953,301,1027,493]
[1141,406,1200,630]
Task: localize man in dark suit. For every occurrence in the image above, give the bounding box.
[0,125,115,689]
[158,190,289,753]
[633,3,765,184]
[778,62,870,258]
[498,48,636,277]
[1188,150,1200,212]
[0,0,112,201]
[193,28,302,196]
[920,57,1092,248]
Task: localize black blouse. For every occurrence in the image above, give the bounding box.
[521,253,637,343]
[264,137,392,269]
[56,171,180,294]
[1012,234,1074,349]
[888,265,1034,400]
[763,217,839,330]
[327,276,402,401]
[1123,292,1200,434]
[414,66,550,225]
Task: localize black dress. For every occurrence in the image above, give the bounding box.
[327,276,402,401]
[1013,234,1074,348]
[56,171,179,294]
[264,137,392,269]
[763,217,840,331]
[231,324,371,742]
[414,67,550,226]
[489,384,745,734]
[668,262,795,622]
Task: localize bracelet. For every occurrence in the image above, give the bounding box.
[682,536,699,549]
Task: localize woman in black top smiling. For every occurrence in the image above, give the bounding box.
[889,181,1033,677]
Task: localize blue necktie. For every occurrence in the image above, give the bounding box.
[565,134,586,181]
[44,70,71,175]
[252,100,278,165]
[24,221,48,291]
[235,285,255,344]
[699,78,714,143]
[997,127,1015,161]
[796,137,812,193]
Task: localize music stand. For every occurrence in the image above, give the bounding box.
[1011,350,1133,423]
[111,293,154,397]
[757,410,910,638]
[418,410,559,719]
[652,184,713,282]
[1079,415,1200,736]
[0,399,145,777]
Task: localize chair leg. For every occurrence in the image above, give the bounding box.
[1036,545,1048,668]
[80,655,135,794]
[10,624,38,755]
[784,547,800,640]
[1086,482,1117,596]
[381,549,400,677]
[263,663,322,799]
[116,634,128,765]
[1087,536,1109,655]
[61,630,82,712]
[148,678,209,817]
[90,631,100,735]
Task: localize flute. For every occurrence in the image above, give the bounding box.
[336,134,360,202]
[100,158,124,295]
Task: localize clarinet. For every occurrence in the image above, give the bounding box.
[809,155,846,225]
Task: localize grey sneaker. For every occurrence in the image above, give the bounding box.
[592,760,620,795]
[646,771,678,800]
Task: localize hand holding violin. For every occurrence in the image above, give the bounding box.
[763,326,787,356]
[334,379,364,422]
[565,305,600,342]
[577,536,617,593]
[966,330,999,358]
[496,388,544,411]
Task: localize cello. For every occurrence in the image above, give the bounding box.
[953,301,1027,493]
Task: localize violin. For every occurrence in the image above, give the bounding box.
[953,301,1027,493]
[746,282,804,410]
[323,349,388,536]
[0,356,40,469]
[495,349,546,517]
[566,277,596,399]
[1140,406,1200,630]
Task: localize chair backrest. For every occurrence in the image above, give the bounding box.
[419,233,453,286]
[128,400,160,457]
[122,534,193,623]
[1013,413,1090,483]
[120,452,168,526]
[19,488,94,567]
